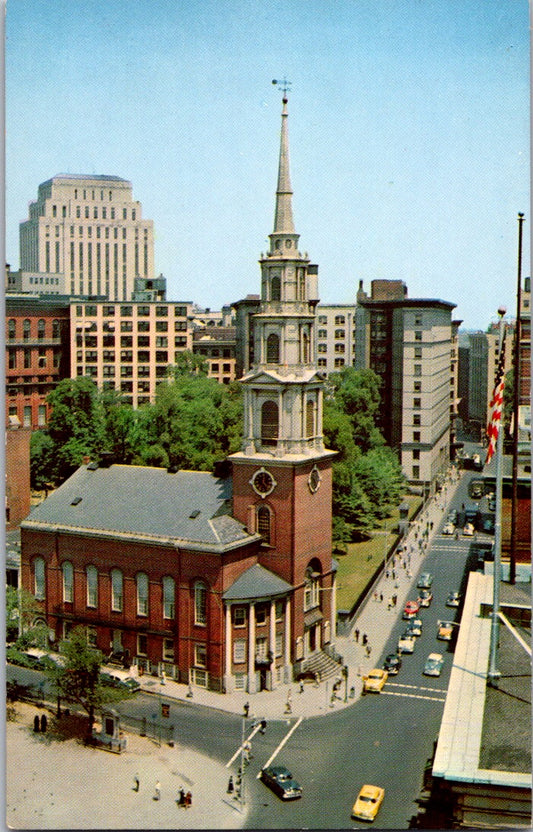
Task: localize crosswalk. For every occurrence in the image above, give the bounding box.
[382,681,446,703]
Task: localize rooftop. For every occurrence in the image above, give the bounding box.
[21,464,258,552]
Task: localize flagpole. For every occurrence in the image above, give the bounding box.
[510,212,525,584]
[487,307,506,685]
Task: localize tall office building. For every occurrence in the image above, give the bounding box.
[19,174,154,301]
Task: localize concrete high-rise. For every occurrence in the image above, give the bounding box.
[19,174,154,301]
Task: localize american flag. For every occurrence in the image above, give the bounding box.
[485,331,506,464]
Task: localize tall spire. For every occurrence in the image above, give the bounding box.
[273,95,295,234]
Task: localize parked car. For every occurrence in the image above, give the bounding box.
[447,509,458,524]
[423,653,444,677]
[260,765,302,800]
[488,494,496,512]
[463,522,475,536]
[437,621,454,641]
[417,573,433,589]
[442,522,456,535]
[383,654,402,675]
[403,600,420,619]
[362,668,388,693]
[351,785,385,822]
[99,672,140,693]
[398,634,416,654]
[418,588,433,607]
[480,516,495,534]
[403,618,423,637]
[446,591,462,607]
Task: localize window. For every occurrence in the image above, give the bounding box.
[233,606,247,627]
[62,562,74,603]
[413,398,421,409]
[413,431,420,442]
[414,381,421,392]
[155,321,168,332]
[275,632,283,658]
[8,319,15,339]
[8,349,16,370]
[318,315,327,324]
[37,319,45,340]
[163,576,175,619]
[414,331,422,341]
[304,565,320,611]
[413,414,421,426]
[275,600,284,621]
[414,364,422,377]
[38,405,46,427]
[317,343,327,353]
[136,572,149,616]
[137,634,148,656]
[306,400,315,437]
[261,401,278,446]
[412,465,420,479]
[111,568,123,612]
[335,315,345,325]
[271,275,281,301]
[255,607,267,626]
[87,627,98,647]
[334,329,345,339]
[414,347,422,359]
[233,639,246,664]
[23,406,32,427]
[194,581,207,626]
[318,329,327,338]
[256,636,268,661]
[413,450,420,460]
[156,306,168,317]
[194,643,207,667]
[161,638,174,662]
[86,565,98,607]
[266,333,280,363]
[34,557,45,600]
[23,319,31,340]
[52,319,60,339]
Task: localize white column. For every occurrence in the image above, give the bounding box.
[284,596,291,682]
[269,599,276,689]
[224,603,232,683]
[248,602,256,693]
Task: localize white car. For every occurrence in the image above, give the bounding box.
[398,634,416,654]
[463,522,475,536]
[423,653,444,677]
[442,522,455,535]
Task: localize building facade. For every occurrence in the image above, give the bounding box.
[20,94,338,694]
[19,174,154,301]
[315,304,357,373]
[5,296,71,429]
[356,280,456,492]
[70,300,194,407]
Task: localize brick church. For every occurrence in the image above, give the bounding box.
[20,93,338,694]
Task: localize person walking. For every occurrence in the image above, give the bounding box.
[354,628,359,643]
[133,774,140,792]
[185,791,192,808]
[299,679,304,694]
[379,592,383,603]
[154,781,161,801]
[178,786,186,806]
[362,633,368,646]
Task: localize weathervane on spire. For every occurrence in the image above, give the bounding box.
[272,77,292,100]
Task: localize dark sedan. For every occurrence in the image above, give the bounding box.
[383,654,402,675]
[260,765,302,800]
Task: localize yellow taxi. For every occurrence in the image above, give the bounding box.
[362,668,388,693]
[351,784,385,821]
[437,621,454,641]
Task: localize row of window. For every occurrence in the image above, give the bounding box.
[7,347,60,370]
[52,204,138,221]
[318,315,347,325]
[77,304,187,318]
[7,319,62,340]
[33,559,208,625]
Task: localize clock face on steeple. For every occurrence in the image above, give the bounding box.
[250,467,277,498]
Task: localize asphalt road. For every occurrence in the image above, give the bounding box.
[8,461,491,829]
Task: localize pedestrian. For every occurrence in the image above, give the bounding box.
[227,776,234,795]
[362,633,368,646]
[392,569,396,580]
[133,773,140,792]
[386,569,390,579]
[243,740,252,762]
[185,790,192,808]
[154,781,161,801]
[243,701,250,718]
[354,628,359,643]
[379,592,383,603]
[373,591,378,602]
[40,714,47,732]
[178,786,186,806]
[387,599,392,611]
[299,679,304,694]
[365,645,372,658]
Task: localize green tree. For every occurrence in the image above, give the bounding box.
[45,378,106,482]
[5,586,45,646]
[101,390,138,464]
[29,431,55,490]
[44,626,129,737]
[327,367,384,452]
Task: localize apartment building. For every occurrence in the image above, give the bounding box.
[192,327,237,384]
[19,174,154,301]
[71,300,194,407]
[315,304,357,373]
[356,279,456,492]
[5,295,71,428]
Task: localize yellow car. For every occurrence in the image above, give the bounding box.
[362,668,388,693]
[351,784,385,821]
[438,621,454,641]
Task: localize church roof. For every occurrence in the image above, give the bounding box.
[223,563,293,601]
[22,464,258,552]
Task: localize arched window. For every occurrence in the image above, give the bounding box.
[86,565,98,608]
[306,399,315,437]
[257,505,272,544]
[266,333,280,363]
[111,568,123,612]
[261,401,278,446]
[23,319,31,341]
[62,561,74,603]
[271,275,281,301]
[37,319,46,340]
[136,572,149,616]
[194,581,207,626]
[52,319,60,339]
[302,330,310,363]
[304,562,321,612]
[163,576,175,620]
[34,557,45,600]
[8,319,16,340]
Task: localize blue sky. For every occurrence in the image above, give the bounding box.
[5,0,529,329]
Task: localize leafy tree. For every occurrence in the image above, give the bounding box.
[101,390,138,464]
[44,626,129,737]
[327,367,384,452]
[29,431,55,490]
[352,447,405,520]
[5,586,45,646]
[168,350,209,377]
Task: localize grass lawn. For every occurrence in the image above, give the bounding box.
[334,495,422,612]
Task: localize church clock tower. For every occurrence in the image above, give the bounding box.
[231,91,337,678]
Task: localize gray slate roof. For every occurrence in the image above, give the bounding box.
[22,464,257,551]
[223,563,293,601]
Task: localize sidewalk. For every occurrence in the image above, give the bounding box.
[6,701,247,829]
[131,470,463,722]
